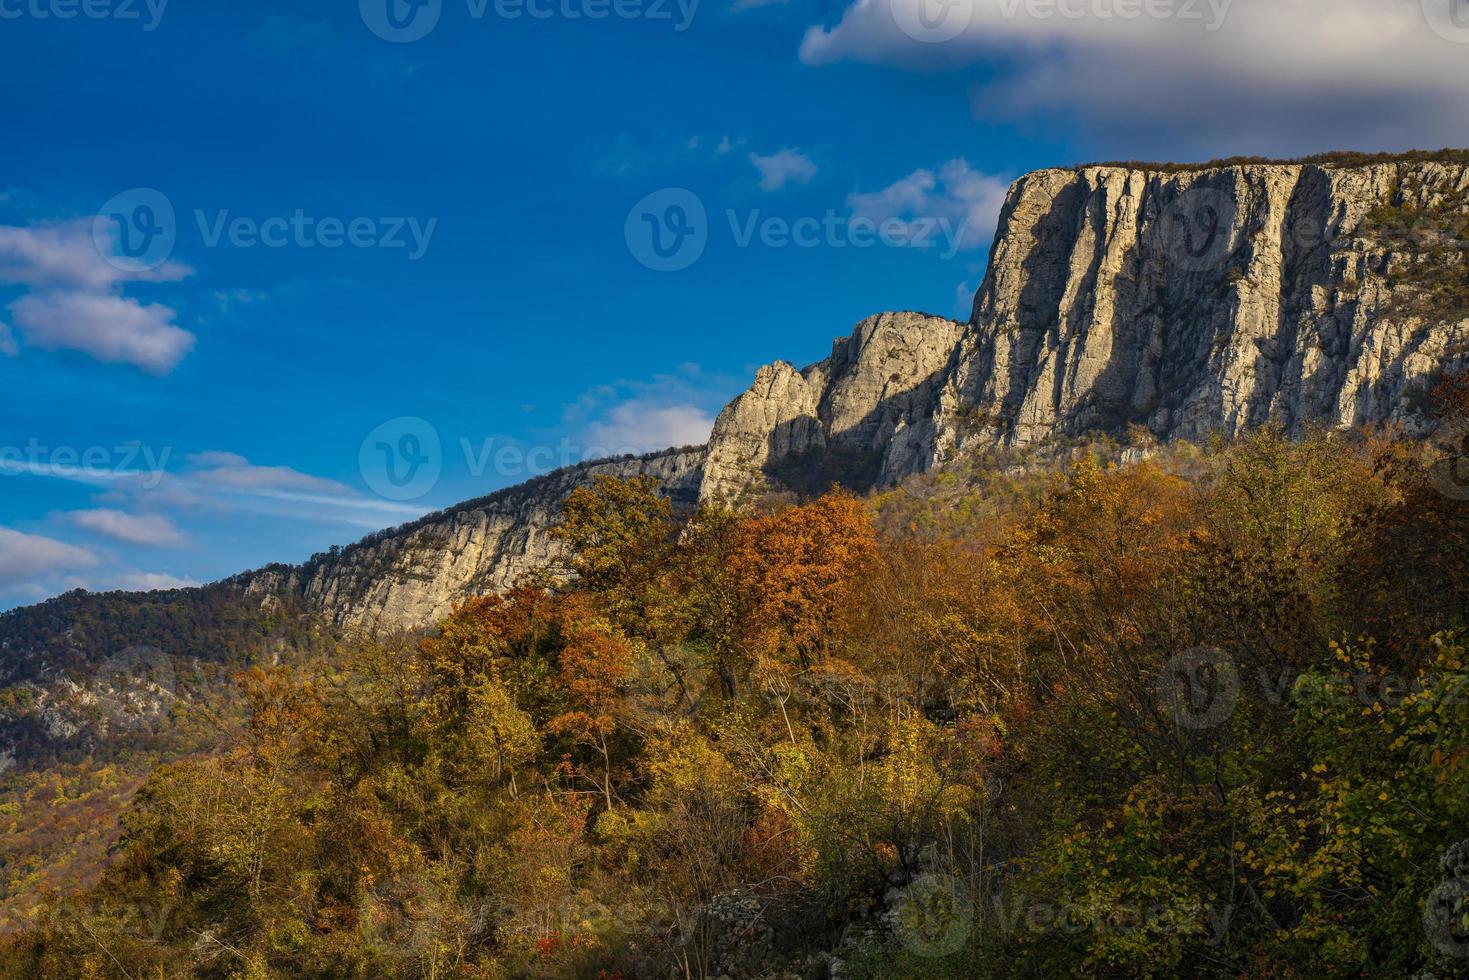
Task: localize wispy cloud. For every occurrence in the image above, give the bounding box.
[582,402,716,454]
[731,0,789,15]
[560,366,731,458]
[7,446,423,533]
[52,569,202,599]
[750,149,819,191]
[0,527,99,586]
[848,159,1009,250]
[596,132,747,178]
[246,15,336,57]
[185,451,353,495]
[68,509,188,548]
[106,571,200,592]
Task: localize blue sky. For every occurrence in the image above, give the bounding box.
[2,0,1467,609]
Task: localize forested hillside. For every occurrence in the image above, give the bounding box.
[3,377,1467,976]
[0,585,338,931]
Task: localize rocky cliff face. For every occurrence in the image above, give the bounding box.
[242,448,707,631]
[697,311,965,503]
[251,156,1469,630]
[938,161,1469,455]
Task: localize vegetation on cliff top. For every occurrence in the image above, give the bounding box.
[1076,147,1469,173]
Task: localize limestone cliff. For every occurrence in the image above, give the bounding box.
[242,448,708,631]
[937,160,1469,456]
[272,155,1469,631]
[697,311,965,503]
[12,153,1461,638]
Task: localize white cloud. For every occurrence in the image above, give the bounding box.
[9,291,194,375]
[0,220,190,291]
[750,149,819,191]
[7,445,422,533]
[213,287,268,312]
[69,509,188,548]
[800,0,1469,154]
[582,402,717,455]
[558,367,733,460]
[185,451,354,494]
[0,219,195,374]
[0,528,99,585]
[849,159,1010,250]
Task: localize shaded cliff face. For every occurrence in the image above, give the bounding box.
[281,157,1469,631]
[698,311,966,503]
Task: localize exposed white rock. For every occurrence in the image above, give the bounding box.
[261,157,1469,632]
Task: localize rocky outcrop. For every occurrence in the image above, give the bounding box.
[275,155,1469,631]
[698,311,965,502]
[244,448,708,631]
[702,158,1468,500]
[934,161,1469,460]
[22,154,1466,635]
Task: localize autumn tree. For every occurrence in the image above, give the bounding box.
[729,491,877,670]
[553,475,676,640]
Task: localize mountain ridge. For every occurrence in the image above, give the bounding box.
[6,152,1469,639]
